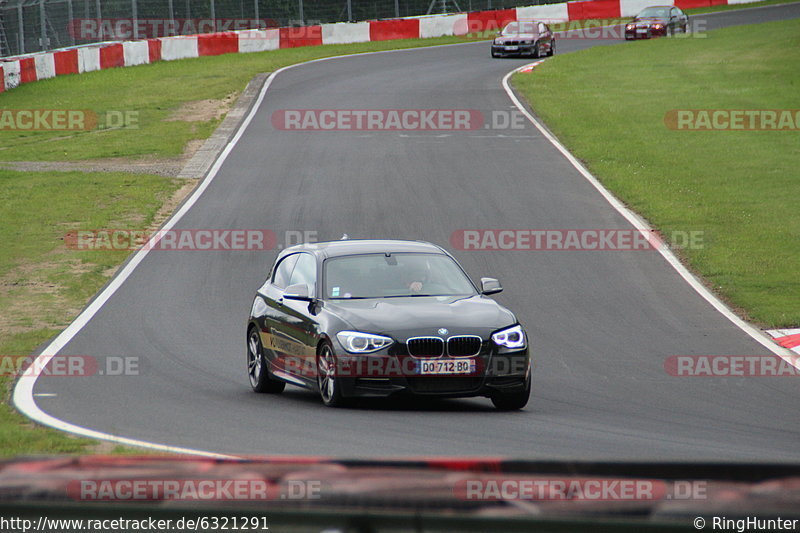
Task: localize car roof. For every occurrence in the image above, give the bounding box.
[279,239,448,260]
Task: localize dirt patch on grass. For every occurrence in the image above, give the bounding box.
[0,174,199,342]
[0,95,234,178]
[0,259,82,335]
[166,93,238,123]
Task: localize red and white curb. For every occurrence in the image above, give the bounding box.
[767,329,800,355]
[517,60,546,73]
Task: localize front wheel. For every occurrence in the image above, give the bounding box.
[248,328,285,393]
[317,342,345,407]
[531,40,541,58]
[491,376,530,411]
[547,39,555,57]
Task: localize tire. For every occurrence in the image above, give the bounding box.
[532,40,541,58]
[248,328,285,394]
[547,39,555,57]
[491,376,530,411]
[317,342,345,407]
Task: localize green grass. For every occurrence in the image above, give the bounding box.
[512,17,800,327]
[686,0,799,14]
[0,170,183,455]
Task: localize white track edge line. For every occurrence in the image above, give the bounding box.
[502,64,798,368]
[9,42,514,457]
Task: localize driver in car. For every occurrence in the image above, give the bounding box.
[403,264,429,294]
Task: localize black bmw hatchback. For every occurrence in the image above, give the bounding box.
[246,239,530,409]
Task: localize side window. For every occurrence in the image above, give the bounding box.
[272,254,299,290]
[671,8,679,17]
[288,253,317,294]
[539,23,547,34]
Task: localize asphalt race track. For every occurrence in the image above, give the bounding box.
[28,3,800,459]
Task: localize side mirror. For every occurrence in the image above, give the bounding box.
[480,277,503,295]
[283,283,312,301]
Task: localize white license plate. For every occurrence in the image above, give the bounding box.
[504,46,518,51]
[636,29,647,33]
[417,359,476,375]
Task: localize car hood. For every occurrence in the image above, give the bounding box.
[325,295,516,339]
[633,17,667,23]
[496,34,537,41]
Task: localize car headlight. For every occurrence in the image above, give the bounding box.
[336,331,393,354]
[492,325,526,349]
[653,23,663,29]
[626,23,635,30]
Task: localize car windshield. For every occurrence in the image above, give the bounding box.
[324,253,476,299]
[501,22,537,35]
[637,6,670,18]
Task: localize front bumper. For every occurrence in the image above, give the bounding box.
[332,349,530,399]
[491,44,537,56]
[625,27,667,39]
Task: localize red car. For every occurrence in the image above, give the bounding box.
[625,6,689,39]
